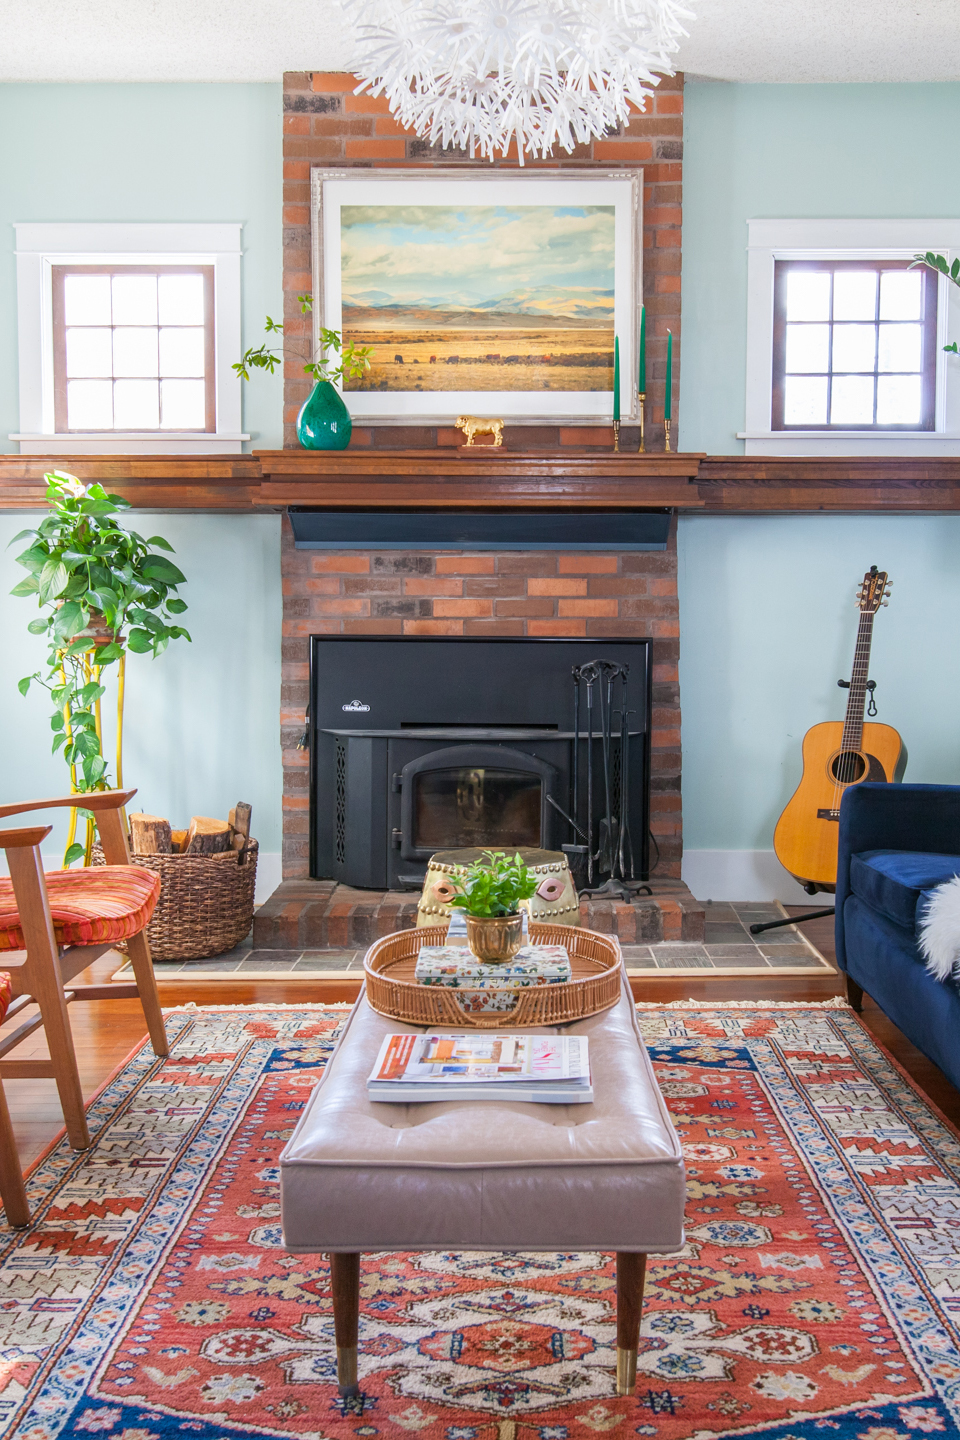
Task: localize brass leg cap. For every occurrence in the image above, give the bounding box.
[337,1345,358,1389]
[616,1346,638,1395]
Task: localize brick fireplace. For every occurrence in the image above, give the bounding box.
[264,514,694,946]
[255,71,697,948]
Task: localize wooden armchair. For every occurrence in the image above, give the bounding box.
[0,788,168,1228]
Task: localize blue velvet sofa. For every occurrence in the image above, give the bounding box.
[836,782,960,1092]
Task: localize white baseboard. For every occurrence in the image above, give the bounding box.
[254,852,282,906]
[682,849,826,904]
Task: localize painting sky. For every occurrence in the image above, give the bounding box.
[340,204,615,314]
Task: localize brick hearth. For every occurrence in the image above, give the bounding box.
[254,879,704,949]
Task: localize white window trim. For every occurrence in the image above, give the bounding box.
[12,222,249,455]
[742,218,960,456]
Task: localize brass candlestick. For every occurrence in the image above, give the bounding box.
[664,417,672,453]
[613,419,621,452]
[638,393,646,452]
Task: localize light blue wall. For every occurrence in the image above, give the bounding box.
[0,83,283,451]
[678,511,960,892]
[679,80,960,455]
[0,511,283,892]
[676,82,960,897]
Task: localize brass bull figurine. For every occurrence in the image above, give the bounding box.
[455,415,505,447]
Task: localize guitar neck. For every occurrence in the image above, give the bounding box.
[840,610,875,752]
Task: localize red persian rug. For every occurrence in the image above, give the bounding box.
[2,1000,960,1440]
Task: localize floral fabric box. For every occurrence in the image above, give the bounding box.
[414,945,572,1014]
[414,950,569,1019]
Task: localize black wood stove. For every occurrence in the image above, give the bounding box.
[309,637,652,890]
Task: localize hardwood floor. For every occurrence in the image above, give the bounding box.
[2,908,958,1184]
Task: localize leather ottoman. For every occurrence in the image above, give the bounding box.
[280,982,685,1396]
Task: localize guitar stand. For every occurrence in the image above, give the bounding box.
[749,906,835,935]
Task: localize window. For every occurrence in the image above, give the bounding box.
[14,223,246,455]
[772,260,937,431]
[744,219,960,457]
[53,265,215,433]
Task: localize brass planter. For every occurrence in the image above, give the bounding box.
[465,912,524,965]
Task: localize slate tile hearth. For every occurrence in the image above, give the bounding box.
[128,902,832,976]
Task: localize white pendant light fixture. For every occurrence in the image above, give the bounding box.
[341,0,694,164]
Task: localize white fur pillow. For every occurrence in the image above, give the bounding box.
[918,873,960,982]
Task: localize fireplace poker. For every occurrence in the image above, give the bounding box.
[546,793,588,842]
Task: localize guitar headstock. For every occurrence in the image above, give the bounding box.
[857,566,893,612]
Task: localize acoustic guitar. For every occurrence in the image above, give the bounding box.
[773,566,906,893]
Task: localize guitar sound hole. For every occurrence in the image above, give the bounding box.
[831,751,866,783]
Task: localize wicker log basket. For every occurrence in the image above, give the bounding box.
[126,841,258,960]
[94,804,258,960]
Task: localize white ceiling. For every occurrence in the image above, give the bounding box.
[2,0,960,84]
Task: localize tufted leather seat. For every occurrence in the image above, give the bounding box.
[281,984,685,1254]
[0,866,160,952]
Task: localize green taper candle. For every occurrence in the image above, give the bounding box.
[613,335,620,422]
[638,307,646,394]
[664,330,672,421]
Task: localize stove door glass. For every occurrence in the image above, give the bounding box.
[413,766,542,849]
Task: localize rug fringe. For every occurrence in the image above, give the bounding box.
[163,1001,355,1013]
[634,996,851,1010]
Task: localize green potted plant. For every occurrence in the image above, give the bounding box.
[10,471,190,864]
[447,850,539,963]
[911,252,960,353]
[234,293,372,450]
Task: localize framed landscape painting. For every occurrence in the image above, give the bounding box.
[311,168,643,423]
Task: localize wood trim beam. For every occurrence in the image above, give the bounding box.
[2,450,960,513]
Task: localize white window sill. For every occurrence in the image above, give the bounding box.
[11,433,250,456]
[739,431,960,457]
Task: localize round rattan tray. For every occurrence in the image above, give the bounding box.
[363,924,622,1029]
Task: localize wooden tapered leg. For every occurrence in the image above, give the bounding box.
[845,975,864,1013]
[125,931,169,1057]
[95,805,168,1057]
[0,1082,30,1228]
[331,1252,361,1395]
[615,1252,647,1395]
[8,846,89,1150]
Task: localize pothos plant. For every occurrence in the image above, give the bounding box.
[447,850,539,918]
[10,471,190,864]
[911,252,960,354]
[233,292,372,385]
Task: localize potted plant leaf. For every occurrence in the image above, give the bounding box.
[911,252,960,353]
[234,293,372,450]
[9,471,190,864]
[447,850,539,963]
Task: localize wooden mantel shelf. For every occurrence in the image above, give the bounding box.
[2,449,960,513]
[255,449,705,510]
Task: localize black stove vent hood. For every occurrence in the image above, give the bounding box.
[288,508,670,551]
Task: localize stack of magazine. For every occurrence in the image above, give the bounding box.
[367,1032,592,1104]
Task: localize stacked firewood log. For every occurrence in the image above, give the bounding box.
[128,802,252,859]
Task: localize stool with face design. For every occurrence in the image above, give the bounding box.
[416,847,580,929]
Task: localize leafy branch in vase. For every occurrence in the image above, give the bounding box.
[910,252,960,354]
[233,292,372,383]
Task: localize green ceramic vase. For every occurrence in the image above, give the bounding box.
[296,380,352,450]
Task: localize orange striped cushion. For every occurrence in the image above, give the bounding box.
[0,970,10,1023]
[0,866,160,952]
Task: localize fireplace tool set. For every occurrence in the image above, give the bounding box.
[546,660,652,901]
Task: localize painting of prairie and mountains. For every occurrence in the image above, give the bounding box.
[340,204,615,393]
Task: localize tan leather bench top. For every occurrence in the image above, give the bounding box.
[280,982,685,1254]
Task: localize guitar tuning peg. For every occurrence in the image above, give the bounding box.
[882,600,889,607]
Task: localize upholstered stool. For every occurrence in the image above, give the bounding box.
[280,982,685,1397]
